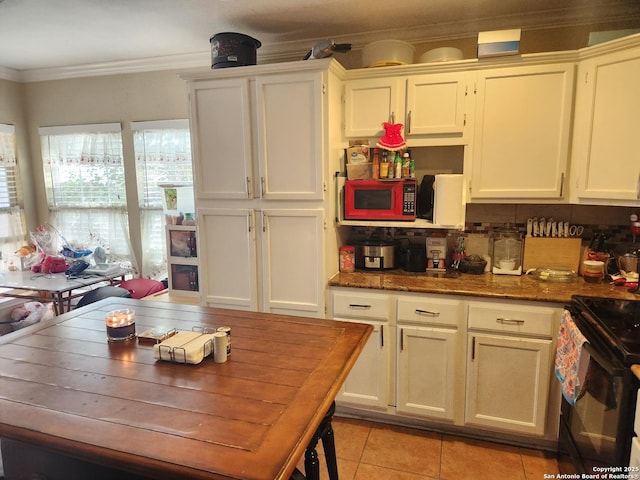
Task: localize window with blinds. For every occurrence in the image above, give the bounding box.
[39,123,132,263]
[132,120,193,208]
[0,161,18,209]
[0,125,18,209]
[0,124,26,257]
[132,119,193,278]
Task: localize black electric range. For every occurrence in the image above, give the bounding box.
[572,295,640,366]
[559,295,640,473]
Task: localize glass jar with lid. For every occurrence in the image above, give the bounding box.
[491,227,523,275]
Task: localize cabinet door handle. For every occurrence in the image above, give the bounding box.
[248,210,255,233]
[400,327,404,351]
[246,176,252,198]
[380,325,384,347]
[348,304,372,309]
[407,110,412,133]
[262,211,266,233]
[471,336,476,360]
[260,177,265,197]
[390,111,395,124]
[415,309,440,317]
[637,174,640,200]
[559,172,565,197]
[496,317,525,325]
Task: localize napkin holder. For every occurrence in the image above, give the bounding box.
[153,331,215,364]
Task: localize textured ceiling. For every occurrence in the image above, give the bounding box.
[0,0,639,72]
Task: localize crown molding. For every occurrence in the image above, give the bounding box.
[0,66,20,82]
[9,7,640,83]
[578,31,640,59]
[17,52,211,83]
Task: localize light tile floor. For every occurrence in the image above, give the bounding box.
[297,416,559,480]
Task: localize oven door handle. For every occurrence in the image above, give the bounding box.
[582,341,625,377]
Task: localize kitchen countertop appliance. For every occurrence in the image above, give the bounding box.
[344,179,417,221]
[403,243,427,272]
[558,295,640,473]
[354,237,399,270]
[491,227,523,275]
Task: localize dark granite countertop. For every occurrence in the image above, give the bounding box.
[328,270,640,304]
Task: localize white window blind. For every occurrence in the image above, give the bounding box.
[0,125,18,209]
[39,124,132,265]
[132,119,193,278]
[0,124,26,257]
[133,119,193,208]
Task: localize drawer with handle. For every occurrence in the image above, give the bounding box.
[397,295,464,327]
[468,301,556,337]
[332,290,391,321]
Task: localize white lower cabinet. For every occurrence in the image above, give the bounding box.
[331,289,393,410]
[465,301,557,436]
[338,320,390,409]
[200,208,325,316]
[396,295,465,422]
[329,287,562,441]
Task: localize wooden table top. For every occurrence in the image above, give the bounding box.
[0,298,372,480]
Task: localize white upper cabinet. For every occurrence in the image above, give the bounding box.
[343,77,403,138]
[188,70,326,201]
[570,43,640,205]
[405,72,469,138]
[343,72,470,144]
[256,72,325,200]
[469,63,575,201]
[190,78,253,199]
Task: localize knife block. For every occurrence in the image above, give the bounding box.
[522,237,582,272]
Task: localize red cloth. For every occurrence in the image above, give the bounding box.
[376,122,406,151]
[119,278,165,299]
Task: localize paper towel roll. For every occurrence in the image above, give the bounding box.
[433,174,464,226]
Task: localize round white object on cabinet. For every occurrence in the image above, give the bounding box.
[419,47,463,63]
[362,40,415,67]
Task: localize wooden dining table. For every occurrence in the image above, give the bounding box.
[0,298,371,480]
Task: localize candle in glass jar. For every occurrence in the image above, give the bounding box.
[105,309,136,342]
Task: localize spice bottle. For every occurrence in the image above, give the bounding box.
[402,152,410,178]
[339,245,355,273]
[379,151,389,178]
[372,148,380,179]
[387,151,395,179]
[394,152,402,179]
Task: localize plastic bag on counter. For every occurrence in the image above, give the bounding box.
[9,301,54,331]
